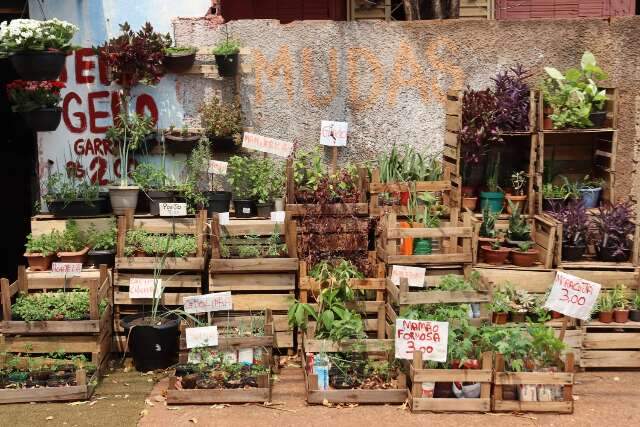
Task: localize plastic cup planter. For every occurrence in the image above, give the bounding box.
[579,187,602,209]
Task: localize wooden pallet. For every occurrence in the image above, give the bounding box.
[347,0,391,21]
[166,374,271,404]
[0,265,112,372]
[472,214,557,268]
[460,0,495,19]
[408,350,493,412]
[493,353,574,413]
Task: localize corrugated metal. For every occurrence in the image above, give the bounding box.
[495,0,635,19]
[220,0,347,23]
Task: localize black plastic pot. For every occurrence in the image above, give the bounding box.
[19,108,62,131]
[630,310,640,322]
[209,136,238,152]
[121,313,180,372]
[214,53,239,77]
[256,202,273,218]
[148,190,177,216]
[47,197,109,217]
[562,243,586,261]
[163,52,196,73]
[87,249,115,268]
[205,191,232,216]
[598,246,631,262]
[589,110,607,128]
[233,199,256,218]
[10,51,67,80]
[0,56,18,84]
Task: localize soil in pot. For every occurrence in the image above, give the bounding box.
[492,312,508,324]
[598,246,631,262]
[57,246,90,265]
[10,50,67,80]
[215,53,239,77]
[47,198,109,217]
[511,248,539,267]
[562,243,586,262]
[256,202,273,218]
[87,249,116,268]
[630,309,640,322]
[589,110,607,128]
[479,191,504,214]
[598,311,613,323]
[109,186,140,215]
[24,253,55,271]
[233,199,256,218]
[19,107,62,132]
[413,238,432,255]
[579,187,601,209]
[614,310,629,323]
[481,245,510,265]
[205,191,232,215]
[462,197,478,211]
[120,313,180,372]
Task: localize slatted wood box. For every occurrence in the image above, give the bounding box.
[0,265,112,385]
[408,350,493,412]
[493,353,575,413]
[209,217,297,349]
[472,214,557,269]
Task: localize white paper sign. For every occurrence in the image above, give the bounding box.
[208,160,228,175]
[159,202,187,217]
[218,212,230,225]
[51,262,83,274]
[186,326,219,349]
[320,120,348,146]
[395,318,448,362]
[238,348,254,365]
[544,271,601,320]
[129,278,163,299]
[242,132,293,158]
[270,211,286,223]
[183,292,233,314]
[391,265,427,288]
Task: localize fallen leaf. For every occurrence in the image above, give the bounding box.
[140,409,149,417]
[145,399,155,407]
[189,418,198,424]
[67,401,87,406]
[89,401,98,406]
[322,399,332,408]
[153,395,165,402]
[147,378,154,383]
[124,383,130,386]
[210,404,229,409]
[46,416,54,421]
[123,394,129,399]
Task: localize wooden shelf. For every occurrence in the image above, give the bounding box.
[541,128,616,134]
[584,320,640,329]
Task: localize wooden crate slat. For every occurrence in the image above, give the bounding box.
[303,338,393,353]
[494,372,573,386]
[30,217,114,237]
[399,289,489,305]
[580,350,640,368]
[230,294,292,311]
[0,385,91,404]
[210,258,297,273]
[1,319,101,334]
[116,257,205,270]
[115,272,201,288]
[0,335,100,353]
[210,273,295,291]
[131,217,201,234]
[493,400,573,413]
[411,396,490,412]
[286,203,368,216]
[582,332,640,349]
[307,388,407,404]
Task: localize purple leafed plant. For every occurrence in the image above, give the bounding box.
[592,200,636,256]
[548,200,588,246]
[492,65,531,132]
[459,87,503,166]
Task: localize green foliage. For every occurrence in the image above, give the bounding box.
[327,310,366,343]
[0,18,78,53]
[293,148,324,192]
[44,171,100,206]
[198,97,242,140]
[227,155,286,202]
[87,220,117,251]
[517,241,533,252]
[106,111,155,187]
[164,46,196,56]
[177,138,210,212]
[238,245,261,258]
[124,229,196,258]
[502,283,536,312]
[212,39,240,55]
[506,200,531,241]
[57,219,88,252]
[489,287,511,314]
[131,163,176,191]
[633,293,640,310]
[12,290,107,321]
[611,284,628,310]
[485,151,501,192]
[376,145,443,183]
[511,171,527,195]
[597,290,614,312]
[479,207,498,238]
[227,156,254,199]
[24,231,61,256]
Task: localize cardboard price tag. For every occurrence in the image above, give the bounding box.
[129,278,163,299]
[183,292,233,314]
[186,326,219,349]
[159,203,187,217]
[395,318,448,362]
[242,132,293,158]
[51,262,83,274]
[391,265,426,288]
[208,160,228,175]
[320,120,348,146]
[218,212,230,225]
[544,271,601,320]
[270,211,286,223]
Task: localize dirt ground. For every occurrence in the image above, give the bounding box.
[1,363,639,427]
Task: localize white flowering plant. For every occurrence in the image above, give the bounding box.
[0,18,78,54]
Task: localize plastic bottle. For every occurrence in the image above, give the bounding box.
[313,353,330,390]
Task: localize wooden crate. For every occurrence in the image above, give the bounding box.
[408,350,493,412]
[472,214,557,269]
[537,88,618,132]
[367,167,454,216]
[460,0,495,19]
[0,265,112,372]
[166,374,271,404]
[30,215,115,236]
[209,217,297,348]
[302,335,407,404]
[347,0,391,21]
[377,210,473,268]
[493,353,575,413]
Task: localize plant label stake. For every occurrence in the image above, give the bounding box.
[51,262,83,275]
[242,132,293,158]
[208,160,227,175]
[183,291,233,314]
[130,278,163,299]
[159,203,187,217]
[320,121,348,173]
[218,212,230,225]
[270,211,286,223]
[544,271,601,321]
[395,318,448,362]
[185,325,218,349]
[391,265,426,288]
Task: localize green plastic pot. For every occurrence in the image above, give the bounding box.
[413,238,432,255]
[479,191,504,214]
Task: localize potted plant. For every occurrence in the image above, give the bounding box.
[43,168,106,216]
[0,18,78,80]
[541,176,577,211]
[479,152,503,214]
[175,138,210,214]
[228,156,256,218]
[577,175,604,209]
[199,97,243,149]
[505,286,536,323]
[106,111,155,215]
[505,171,527,214]
[205,166,232,215]
[163,124,202,151]
[251,157,277,218]
[492,65,531,132]
[481,239,510,266]
[132,163,179,216]
[511,242,539,268]
[505,201,531,246]
[549,200,589,261]
[24,231,59,271]
[163,45,196,73]
[7,79,66,131]
[611,285,629,324]
[87,221,117,268]
[489,288,510,324]
[56,219,90,264]
[630,294,640,322]
[597,291,614,323]
[212,30,240,77]
[592,201,635,262]
[411,193,441,255]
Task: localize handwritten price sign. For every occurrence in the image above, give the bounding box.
[270,211,286,224]
[129,278,163,299]
[391,265,426,288]
[51,263,83,274]
[186,326,219,349]
[159,203,187,217]
[320,121,348,146]
[183,292,233,314]
[208,160,228,175]
[395,318,448,362]
[242,132,293,158]
[544,271,601,320]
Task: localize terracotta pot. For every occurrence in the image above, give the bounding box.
[598,311,613,323]
[510,248,539,267]
[461,185,476,197]
[24,253,56,271]
[481,245,510,265]
[614,309,629,323]
[399,221,413,256]
[492,312,508,325]
[462,196,478,211]
[551,310,563,319]
[505,194,527,214]
[57,246,90,265]
[543,107,554,130]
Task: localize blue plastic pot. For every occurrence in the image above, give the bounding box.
[579,187,601,209]
[479,191,504,214]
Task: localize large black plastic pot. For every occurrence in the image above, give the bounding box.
[214,53,238,77]
[256,202,273,218]
[233,199,256,218]
[598,246,631,262]
[589,110,607,128]
[87,249,115,268]
[205,191,232,215]
[121,313,180,372]
[562,243,586,261]
[19,108,62,131]
[10,51,67,80]
[47,197,109,217]
[148,190,177,216]
[163,52,196,73]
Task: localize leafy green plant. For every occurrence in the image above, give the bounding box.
[597,291,614,312]
[12,290,107,321]
[44,171,100,207]
[485,151,501,192]
[131,163,176,191]
[490,239,502,250]
[58,219,88,252]
[164,46,196,56]
[0,18,78,53]
[489,288,511,314]
[106,111,155,187]
[506,200,531,241]
[376,145,443,183]
[25,231,60,256]
[212,38,240,56]
[177,138,210,212]
[511,171,527,196]
[87,220,117,251]
[199,98,242,141]
[517,241,533,252]
[227,156,254,199]
[632,293,640,310]
[479,207,498,238]
[293,148,324,193]
[238,245,261,258]
[611,284,628,310]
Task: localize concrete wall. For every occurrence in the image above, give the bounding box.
[174,17,640,201]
